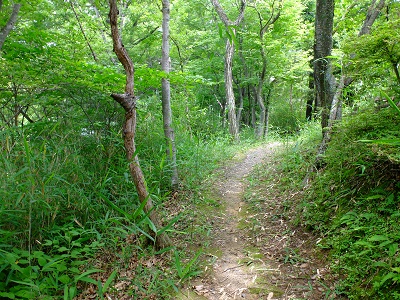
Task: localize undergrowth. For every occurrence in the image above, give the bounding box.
[0,111,257,299]
[276,108,400,299]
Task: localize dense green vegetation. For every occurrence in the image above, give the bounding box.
[0,0,399,298]
[273,106,400,299]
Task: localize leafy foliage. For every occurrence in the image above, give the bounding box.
[277,107,400,299]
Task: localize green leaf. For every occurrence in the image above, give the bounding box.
[157,213,181,236]
[389,243,398,256]
[182,250,202,279]
[381,91,400,116]
[0,292,15,299]
[354,240,374,248]
[13,289,36,299]
[102,270,117,294]
[42,257,65,272]
[63,285,69,300]
[57,247,69,253]
[369,235,389,242]
[38,257,47,267]
[174,250,182,278]
[59,275,71,284]
[132,195,150,219]
[373,261,389,268]
[380,272,396,286]
[74,269,103,283]
[155,246,174,255]
[76,276,97,285]
[100,193,134,221]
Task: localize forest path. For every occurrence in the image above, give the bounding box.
[176,142,336,300]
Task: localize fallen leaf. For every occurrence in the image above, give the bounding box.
[194,285,204,291]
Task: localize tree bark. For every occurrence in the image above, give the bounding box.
[161,0,179,189]
[0,3,21,50]
[236,83,244,126]
[314,0,386,166]
[359,0,386,36]
[211,0,246,141]
[224,38,239,139]
[314,0,335,131]
[306,71,314,120]
[108,0,170,249]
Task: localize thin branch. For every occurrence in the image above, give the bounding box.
[69,0,98,62]
[132,26,160,46]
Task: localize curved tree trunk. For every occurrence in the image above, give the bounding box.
[161,0,179,189]
[109,0,170,249]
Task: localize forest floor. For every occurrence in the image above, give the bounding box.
[176,142,340,300]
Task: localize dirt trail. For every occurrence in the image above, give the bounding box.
[177,142,337,300]
[199,144,279,300]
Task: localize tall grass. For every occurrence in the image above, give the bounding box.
[0,95,257,298]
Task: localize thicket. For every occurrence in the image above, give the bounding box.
[280,106,400,299]
[0,89,253,299]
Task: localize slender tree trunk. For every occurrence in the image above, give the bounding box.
[306,71,314,120]
[236,84,244,126]
[211,0,246,141]
[224,39,239,139]
[237,34,249,127]
[0,3,21,50]
[359,0,386,36]
[314,0,335,132]
[313,0,386,168]
[264,103,269,137]
[161,0,178,189]
[253,85,265,139]
[388,53,400,84]
[250,86,256,128]
[251,3,281,139]
[108,0,170,249]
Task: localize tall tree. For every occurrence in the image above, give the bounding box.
[211,0,246,140]
[0,1,21,50]
[313,0,335,133]
[161,0,179,189]
[316,0,387,159]
[249,0,281,139]
[108,0,170,249]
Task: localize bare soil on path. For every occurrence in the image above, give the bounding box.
[177,142,339,300]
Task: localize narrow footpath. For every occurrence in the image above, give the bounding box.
[177,142,339,300]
